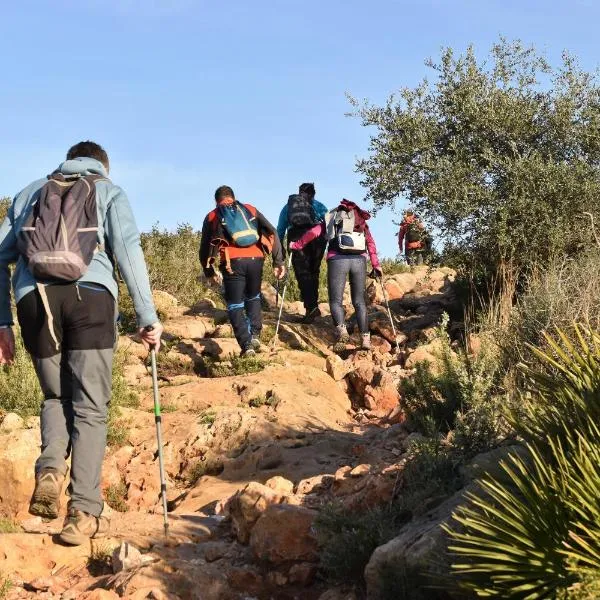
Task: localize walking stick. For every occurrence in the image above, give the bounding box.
[275,279,280,309]
[378,276,400,352]
[273,252,294,345]
[146,326,169,539]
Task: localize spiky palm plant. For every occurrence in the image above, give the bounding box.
[512,325,600,449]
[445,325,600,598]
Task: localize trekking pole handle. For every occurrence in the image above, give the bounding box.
[144,324,158,352]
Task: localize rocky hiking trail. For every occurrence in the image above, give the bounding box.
[0,266,483,600]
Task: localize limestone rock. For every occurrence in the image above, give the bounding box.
[112,541,143,573]
[164,316,215,341]
[250,504,319,564]
[152,290,180,320]
[225,482,287,543]
[0,428,40,516]
[265,476,294,496]
[325,354,352,382]
[0,413,24,432]
[404,339,445,371]
[365,484,474,599]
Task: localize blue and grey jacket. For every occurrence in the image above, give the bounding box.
[0,157,158,327]
[277,198,328,243]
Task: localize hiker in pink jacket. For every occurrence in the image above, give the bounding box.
[290,199,381,350]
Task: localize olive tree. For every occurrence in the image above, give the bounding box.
[351,39,600,319]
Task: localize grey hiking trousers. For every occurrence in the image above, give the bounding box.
[17,282,116,517]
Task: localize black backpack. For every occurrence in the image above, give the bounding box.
[18,173,107,282]
[287,193,317,229]
[405,221,424,244]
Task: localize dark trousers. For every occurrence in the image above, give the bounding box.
[291,237,326,312]
[327,256,369,333]
[222,257,264,350]
[406,249,424,266]
[17,282,116,517]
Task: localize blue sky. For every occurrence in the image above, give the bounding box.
[1,0,599,258]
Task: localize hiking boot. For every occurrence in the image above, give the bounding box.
[250,336,262,352]
[240,347,256,358]
[59,507,110,546]
[301,307,321,324]
[361,333,372,350]
[333,325,350,353]
[335,324,349,344]
[29,468,65,520]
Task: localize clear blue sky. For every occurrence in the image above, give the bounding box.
[1,0,599,257]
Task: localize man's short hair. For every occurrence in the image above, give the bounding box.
[215,185,235,202]
[299,182,315,197]
[66,141,109,170]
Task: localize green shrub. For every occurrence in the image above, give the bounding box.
[316,503,408,586]
[506,250,600,364]
[0,518,20,533]
[401,317,504,453]
[0,574,11,600]
[107,349,139,447]
[105,480,128,512]
[198,410,217,426]
[511,324,600,450]
[0,330,42,418]
[205,354,266,377]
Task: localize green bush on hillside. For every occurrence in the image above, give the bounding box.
[0,330,42,418]
[401,316,505,454]
[447,326,600,599]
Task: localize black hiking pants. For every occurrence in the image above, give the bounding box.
[406,249,424,266]
[290,236,326,312]
[222,257,264,351]
[17,282,116,517]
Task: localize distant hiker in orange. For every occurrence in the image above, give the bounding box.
[398,210,429,266]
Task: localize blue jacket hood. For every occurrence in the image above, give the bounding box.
[56,157,109,178]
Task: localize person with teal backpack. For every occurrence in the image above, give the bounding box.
[200,186,286,356]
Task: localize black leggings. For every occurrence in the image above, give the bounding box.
[222,257,264,350]
[327,256,368,333]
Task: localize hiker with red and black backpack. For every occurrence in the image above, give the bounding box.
[398,210,429,266]
[200,185,286,356]
[0,141,163,546]
[289,199,381,350]
[277,183,328,324]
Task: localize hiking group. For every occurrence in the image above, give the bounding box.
[0,141,432,546]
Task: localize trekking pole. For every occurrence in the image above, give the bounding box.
[275,279,280,309]
[146,326,169,539]
[273,252,294,345]
[378,276,400,352]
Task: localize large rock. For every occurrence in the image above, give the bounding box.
[152,290,181,320]
[164,316,215,340]
[225,482,288,543]
[370,315,407,346]
[325,355,353,381]
[0,413,25,433]
[364,371,401,416]
[365,484,475,599]
[250,504,319,564]
[404,339,445,371]
[0,428,40,517]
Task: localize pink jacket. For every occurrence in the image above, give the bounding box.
[290,222,381,270]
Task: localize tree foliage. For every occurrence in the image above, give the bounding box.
[351,39,600,292]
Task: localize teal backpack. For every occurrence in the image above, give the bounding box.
[217,202,260,247]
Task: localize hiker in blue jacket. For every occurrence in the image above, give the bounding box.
[0,141,162,546]
[277,183,328,323]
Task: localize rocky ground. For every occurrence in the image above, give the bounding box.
[0,266,481,600]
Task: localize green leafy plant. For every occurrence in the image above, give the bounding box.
[105,480,128,513]
[198,410,217,427]
[401,317,504,453]
[107,349,139,447]
[205,354,266,377]
[0,329,42,418]
[0,573,11,600]
[0,518,20,533]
